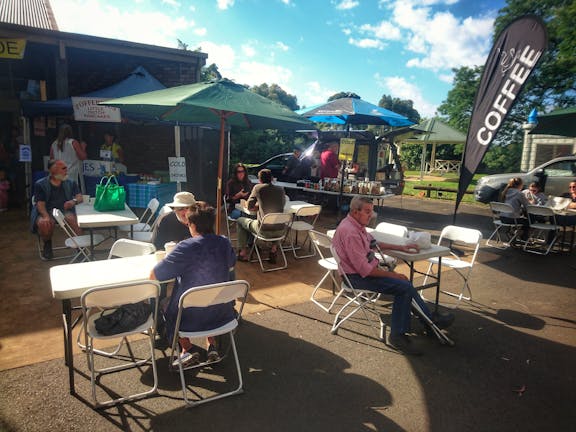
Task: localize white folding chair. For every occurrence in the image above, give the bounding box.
[287,205,322,258]
[330,245,385,340]
[76,239,158,357]
[308,230,342,312]
[375,221,409,238]
[52,208,105,263]
[81,280,160,408]
[523,205,560,255]
[424,225,482,302]
[132,205,172,243]
[119,198,160,235]
[486,202,522,249]
[170,280,250,407]
[107,238,157,259]
[249,212,293,272]
[223,195,237,247]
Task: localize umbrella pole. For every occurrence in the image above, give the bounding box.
[216,116,226,235]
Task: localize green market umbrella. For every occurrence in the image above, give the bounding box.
[101,79,313,233]
[529,107,576,137]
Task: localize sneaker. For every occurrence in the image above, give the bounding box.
[42,241,53,260]
[172,350,200,368]
[206,344,220,363]
[386,333,423,356]
[431,311,455,330]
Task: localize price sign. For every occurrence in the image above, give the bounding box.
[338,138,356,161]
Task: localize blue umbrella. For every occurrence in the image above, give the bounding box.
[297,97,414,127]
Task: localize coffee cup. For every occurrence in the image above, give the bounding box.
[164,241,177,255]
[82,195,90,204]
[155,250,166,262]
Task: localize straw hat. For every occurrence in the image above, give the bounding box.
[167,192,196,208]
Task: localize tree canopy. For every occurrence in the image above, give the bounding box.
[251,83,300,110]
[328,92,361,101]
[378,95,421,124]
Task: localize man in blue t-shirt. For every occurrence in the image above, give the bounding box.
[33,159,82,259]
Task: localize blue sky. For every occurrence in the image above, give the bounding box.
[50,0,506,117]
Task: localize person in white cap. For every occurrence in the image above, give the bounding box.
[152,191,196,250]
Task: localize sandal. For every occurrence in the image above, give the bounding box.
[206,344,220,363]
[172,349,200,368]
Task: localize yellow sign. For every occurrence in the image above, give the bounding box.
[338,138,356,161]
[357,145,369,164]
[0,39,26,59]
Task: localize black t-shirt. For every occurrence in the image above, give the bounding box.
[35,179,79,214]
[153,211,190,250]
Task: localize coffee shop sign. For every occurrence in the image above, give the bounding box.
[169,157,187,182]
[72,97,121,123]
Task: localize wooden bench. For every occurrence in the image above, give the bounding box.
[413,184,473,198]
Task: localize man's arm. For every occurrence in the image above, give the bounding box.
[37,201,50,219]
[378,242,420,253]
[72,139,87,160]
[247,186,259,210]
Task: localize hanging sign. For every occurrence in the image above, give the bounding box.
[0,39,26,59]
[169,157,187,182]
[72,97,121,123]
[19,145,32,162]
[339,138,356,161]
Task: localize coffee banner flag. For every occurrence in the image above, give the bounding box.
[455,15,547,215]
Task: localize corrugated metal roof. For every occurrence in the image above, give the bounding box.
[0,0,58,30]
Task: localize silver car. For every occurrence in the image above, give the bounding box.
[474,155,576,203]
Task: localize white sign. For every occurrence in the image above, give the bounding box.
[83,160,127,177]
[19,145,32,162]
[72,97,121,123]
[169,157,187,182]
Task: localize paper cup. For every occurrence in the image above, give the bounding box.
[164,241,177,255]
[155,250,166,262]
[82,195,90,204]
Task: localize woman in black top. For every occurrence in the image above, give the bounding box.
[225,163,253,219]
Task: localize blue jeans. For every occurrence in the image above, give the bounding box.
[346,274,431,336]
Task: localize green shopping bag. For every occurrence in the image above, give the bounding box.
[94,175,126,212]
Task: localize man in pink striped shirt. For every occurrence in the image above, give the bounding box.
[332,196,454,355]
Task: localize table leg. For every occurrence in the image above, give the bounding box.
[62,299,75,395]
[434,256,442,313]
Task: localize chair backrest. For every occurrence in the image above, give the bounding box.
[439,225,483,245]
[52,208,78,240]
[82,280,160,309]
[295,205,322,218]
[179,280,250,313]
[526,204,557,225]
[375,221,408,238]
[108,238,156,259]
[260,212,293,227]
[309,230,332,260]
[139,198,160,226]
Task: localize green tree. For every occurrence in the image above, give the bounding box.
[200,63,222,81]
[328,92,361,101]
[251,83,300,110]
[378,95,421,124]
[437,66,482,133]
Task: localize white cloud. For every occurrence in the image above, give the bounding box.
[194,27,207,36]
[301,81,337,107]
[374,73,437,117]
[280,0,293,5]
[162,0,180,6]
[348,38,386,50]
[438,73,453,84]
[359,21,401,40]
[275,41,290,51]
[217,0,234,10]
[335,0,360,10]
[50,0,191,48]
[189,5,196,12]
[242,44,257,57]
[200,41,236,70]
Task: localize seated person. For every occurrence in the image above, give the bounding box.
[150,203,236,367]
[557,179,576,227]
[31,160,83,259]
[500,177,530,241]
[282,147,302,182]
[522,182,547,206]
[225,163,253,219]
[332,196,454,355]
[236,169,286,262]
[152,192,196,251]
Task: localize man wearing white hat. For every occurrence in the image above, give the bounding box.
[152,191,196,250]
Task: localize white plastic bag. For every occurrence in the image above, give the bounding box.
[408,231,432,249]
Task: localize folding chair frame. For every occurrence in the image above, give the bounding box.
[486,202,522,249]
[287,205,321,259]
[249,213,292,272]
[81,280,160,408]
[52,208,104,263]
[523,205,560,255]
[169,280,250,407]
[308,230,342,313]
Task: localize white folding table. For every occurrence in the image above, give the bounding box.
[76,203,139,256]
[50,254,158,394]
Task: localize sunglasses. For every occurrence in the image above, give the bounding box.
[236,170,246,173]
